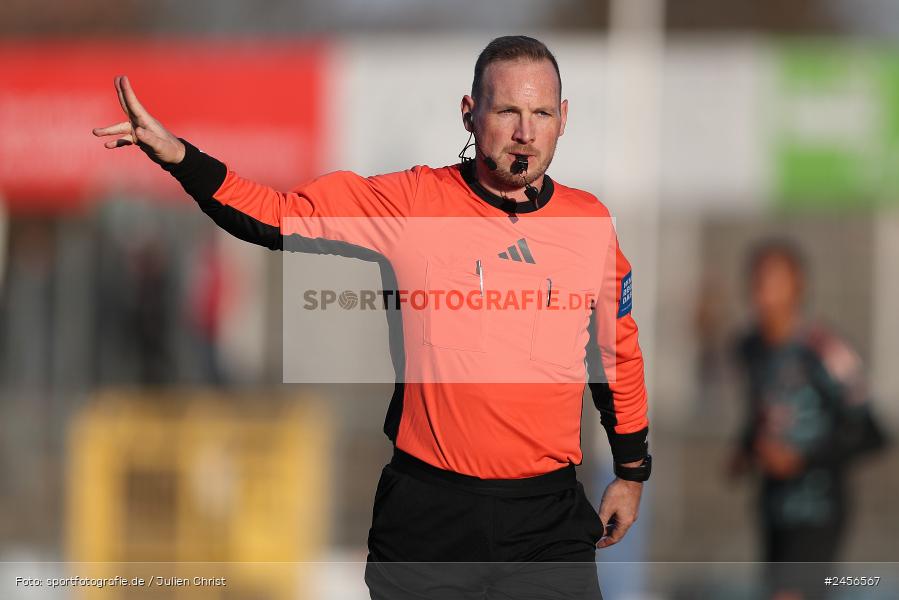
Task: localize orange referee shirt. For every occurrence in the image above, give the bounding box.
[166,140,649,479]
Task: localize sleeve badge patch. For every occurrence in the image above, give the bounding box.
[617,271,633,318]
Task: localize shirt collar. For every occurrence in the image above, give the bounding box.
[459,160,554,214]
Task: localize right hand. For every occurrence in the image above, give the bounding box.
[92,75,186,165]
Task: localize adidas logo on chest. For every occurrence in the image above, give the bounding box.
[498,238,535,264]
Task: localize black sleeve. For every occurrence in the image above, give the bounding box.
[799,347,890,468]
[162,139,283,250]
[585,309,649,464]
[804,402,889,468]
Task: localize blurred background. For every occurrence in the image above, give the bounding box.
[1,0,897,598]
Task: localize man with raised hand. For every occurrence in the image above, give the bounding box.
[94,36,651,599]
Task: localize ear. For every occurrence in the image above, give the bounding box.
[461,95,476,132]
[559,98,569,137]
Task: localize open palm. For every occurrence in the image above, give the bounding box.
[92,75,185,165]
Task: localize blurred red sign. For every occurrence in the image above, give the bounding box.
[0,40,328,212]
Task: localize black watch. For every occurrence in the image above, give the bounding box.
[614,454,652,482]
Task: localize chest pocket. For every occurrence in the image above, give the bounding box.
[530,280,594,369]
[422,261,485,352]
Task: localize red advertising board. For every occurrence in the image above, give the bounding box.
[0,40,328,212]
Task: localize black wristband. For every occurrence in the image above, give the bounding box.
[161,138,228,201]
[614,454,651,482]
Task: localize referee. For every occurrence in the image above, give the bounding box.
[94,35,651,599]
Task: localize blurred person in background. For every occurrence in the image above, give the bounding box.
[92,35,651,599]
[186,233,230,385]
[728,239,887,600]
[127,235,173,385]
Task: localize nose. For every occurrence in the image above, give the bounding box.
[512,115,535,145]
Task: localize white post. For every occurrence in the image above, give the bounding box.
[594,0,666,579]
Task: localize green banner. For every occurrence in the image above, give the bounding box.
[774,41,899,209]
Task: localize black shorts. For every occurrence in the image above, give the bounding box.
[365,449,604,599]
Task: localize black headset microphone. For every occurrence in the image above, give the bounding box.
[461,113,540,205]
